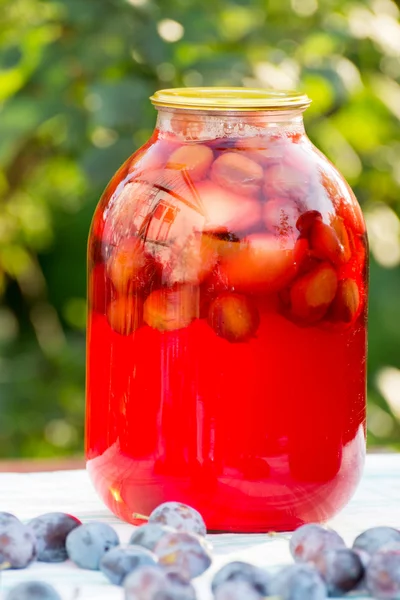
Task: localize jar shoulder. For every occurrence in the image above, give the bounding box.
[91,132,367,250]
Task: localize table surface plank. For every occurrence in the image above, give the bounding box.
[0,453,398,599]
[0,458,85,472]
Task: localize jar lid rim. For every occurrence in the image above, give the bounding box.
[150,87,311,111]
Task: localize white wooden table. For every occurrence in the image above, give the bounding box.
[0,454,398,599]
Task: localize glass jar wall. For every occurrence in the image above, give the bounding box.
[86,88,368,532]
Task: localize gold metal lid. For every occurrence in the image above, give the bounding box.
[150,87,311,111]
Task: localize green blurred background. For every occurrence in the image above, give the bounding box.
[0,0,399,458]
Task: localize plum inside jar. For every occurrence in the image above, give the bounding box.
[86,88,368,533]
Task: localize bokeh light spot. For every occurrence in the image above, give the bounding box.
[91,127,118,149]
[45,419,77,448]
[126,0,148,6]
[368,403,394,438]
[63,298,87,330]
[365,203,400,268]
[0,308,19,343]
[156,63,177,82]
[377,366,400,419]
[157,19,184,43]
[291,0,318,17]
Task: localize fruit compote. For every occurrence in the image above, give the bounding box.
[86,88,368,532]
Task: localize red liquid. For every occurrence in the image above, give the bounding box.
[86,127,367,532]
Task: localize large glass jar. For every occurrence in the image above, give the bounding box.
[86,88,368,532]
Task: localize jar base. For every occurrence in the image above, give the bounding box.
[87,431,365,533]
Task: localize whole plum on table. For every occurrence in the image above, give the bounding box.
[100,545,158,586]
[269,563,327,600]
[124,565,196,600]
[0,520,36,569]
[6,581,61,600]
[129,523,175,552]
[28,512,81,563]
[353,526,400,556]
[148,502,206,537]
[153,531,212,580]
[289,523,345,563]
[66,521,119,570]
[211,561,270,596]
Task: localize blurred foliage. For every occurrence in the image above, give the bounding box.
[0,0,400,457]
